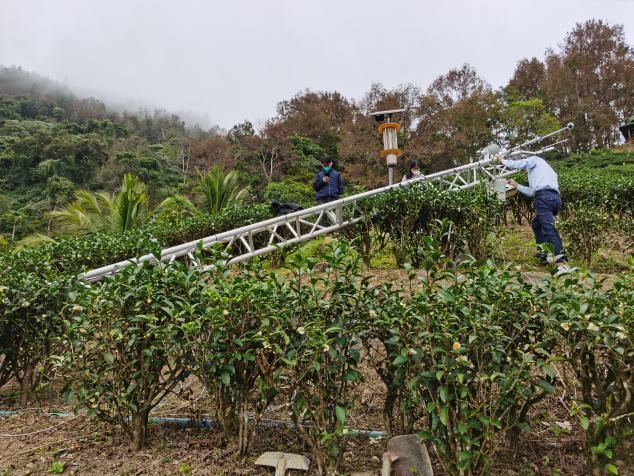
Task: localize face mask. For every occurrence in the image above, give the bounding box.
[412,170,421,177]
[323,166,332,172]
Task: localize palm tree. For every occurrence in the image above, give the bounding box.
[155,166,249,219]
[49,174,148,235]
[154,194,200,222]
[48,190,115,234]
[110,174,149,233]
[197,165,249,214]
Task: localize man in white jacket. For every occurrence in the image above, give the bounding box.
[496,154,567,264]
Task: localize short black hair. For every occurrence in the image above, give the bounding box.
[319,155,333,164]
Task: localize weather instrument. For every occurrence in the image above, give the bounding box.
[371,108,406,185]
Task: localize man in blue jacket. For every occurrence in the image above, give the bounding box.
[313,156,344,204]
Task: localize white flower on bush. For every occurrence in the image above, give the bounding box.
[560,322,571,331]
[587,322,600,332]
[408,348,416,356]
[72,305,82,313]
[616,331,627,340]
[369,310,377,319]
[456,355,471,366]
[21,301,30,308]
[297,326,305,335]
[323,343,330,352]
[222,309,229,316]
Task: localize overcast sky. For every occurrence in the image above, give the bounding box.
[1,0,633,129]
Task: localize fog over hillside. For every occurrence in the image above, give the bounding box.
[2,0,633,129]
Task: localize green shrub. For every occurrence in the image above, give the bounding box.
[183,259,285,455]
[559,202,612,270]
[58,261,204,450]
[263,180,314,208]
[282,245,366,475]
[0,271,71,403]
[558,165,634,214]
[550,268,634,472]
[383,260,558,474]
[366,184,502,266]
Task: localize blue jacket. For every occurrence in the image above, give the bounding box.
[313,169,344,201]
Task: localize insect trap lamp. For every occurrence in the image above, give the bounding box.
[371,108,406,185]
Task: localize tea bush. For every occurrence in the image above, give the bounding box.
[152,203,271,247]
[549,268,634,473]
[344,183,503,267]
[57,261,205,450]
[183,258,287,456]
[281,246,368,474]
[0,203,272,402]
[559,202,613,270]
[0,270,72,404]
[263,180,314,208]
[0,204,272,279]
[384,261,558,474]
[558,165,634,214]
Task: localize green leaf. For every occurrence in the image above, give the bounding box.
[543,365,555,379]
[537,379,555,394]
[126,381,137,395]
[103,352,114,365]
[580,417,590,431]
[439,386,448,403]
[457,451,473,470]
[605,463,618,475]
[221,371,230,385]
[439,406,449,426]
[344,370,361,382]
[335,406,346,425]
[392,355,408,366]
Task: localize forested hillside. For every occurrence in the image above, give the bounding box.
[1,19,633,244]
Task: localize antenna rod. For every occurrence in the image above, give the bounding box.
[503,123,574,158]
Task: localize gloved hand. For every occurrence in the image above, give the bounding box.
[494,153,505,163]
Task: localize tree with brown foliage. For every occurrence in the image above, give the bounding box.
[412,64,500,170]
[506,57,547,101]
[189,134,234,173]
[541,20,634,151]
[276,90,354,157]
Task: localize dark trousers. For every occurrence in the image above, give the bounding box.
[317,197,338,205]
[531,189,564,257]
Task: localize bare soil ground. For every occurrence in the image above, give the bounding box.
[3,361,623,476]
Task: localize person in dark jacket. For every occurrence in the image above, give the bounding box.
[313,156,344,204]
